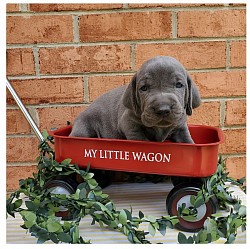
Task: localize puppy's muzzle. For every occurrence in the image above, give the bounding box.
[153,105,171,116]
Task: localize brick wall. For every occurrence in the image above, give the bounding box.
[6,3,246,191]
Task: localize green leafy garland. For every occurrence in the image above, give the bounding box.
[6,133,246,244]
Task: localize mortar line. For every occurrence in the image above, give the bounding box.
[6,67,246,81]
[32,45,41,77]
[221,126,246,131]
[19,3,29,12]
[6,162,38,166]
[171,11,178,38]
[6,97,246,110]
[221,153,246,158]
[123,3,129,9]
[130,43,136,71]
[27,106,40,130]
[226,40,231,70]
[6,134,37,139]
[83,75,89,103]
[220,99,226,128]
[6,36,246,49]
[7,103,90,109]
[73,14,80,43]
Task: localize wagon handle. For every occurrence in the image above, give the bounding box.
[6,78,45,142]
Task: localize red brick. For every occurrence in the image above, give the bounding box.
[7,165,38,191]
[190,70,246,98]
[88,75,132,101]
[6,109,31,135]
[225,157,246,179]
[7,15,73,44]
[135,42,226,70]
[39,45,131,74]
[187,101,220,127]
[79,11,172,42]
[6,78,84,105]
[225,99,246,126]
[220,128,246,154]
[29,4,123,12]
[6,4,19,12]
[7,137,39,162]
[230,40,246,67]
[6,48,35,76]
[178,10,246,38]
[37,106,85,131]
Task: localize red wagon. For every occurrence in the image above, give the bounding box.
[51,125,223,178]
[50,124,224,232]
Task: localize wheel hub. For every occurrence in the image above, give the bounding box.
[177,195,206,222]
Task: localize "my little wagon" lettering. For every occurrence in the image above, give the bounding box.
[84,149,171,163]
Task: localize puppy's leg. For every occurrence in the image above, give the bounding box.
[69,118,97,137]
[119,111,150,141]
[170,125,194,144]
[124,128,150,141]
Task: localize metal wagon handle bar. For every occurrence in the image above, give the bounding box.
[6,78,45,142]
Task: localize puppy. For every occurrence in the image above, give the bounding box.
[70,56,201,143]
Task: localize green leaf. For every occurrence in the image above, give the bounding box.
[186,236,194,244]
[25,201,36,211]
[231,218,243,229]
[178,232,187,244]
[88,178,98,189]
[61,159,72,165]
[238,206,246,216]
[72,226,80,244]
[204,218,217,233]
[158,223,167,236]
[148,223,156,237]
[84,172,94,180]
[139,210,144,219]
[194,195,205,208]
[226,233,236,244]
[24,220,35,228]
[198,230,208,242]
[50,233,59,244]
[209,174,218,187]
[20,210,36,222]
[118,210,127,225]
[42,130,49,140]
[14,199,22,209]
[146,215,156,223]
[79,188,87,199]
[58,232,72,243]
[190,195,195,206]
[124,209,132,221]
[47,222,62,233]
[127,231,134,243]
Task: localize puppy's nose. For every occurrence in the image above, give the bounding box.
[154,105,171,116]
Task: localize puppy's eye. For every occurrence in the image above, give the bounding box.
[140,85,148,91]
[176,82,184,88]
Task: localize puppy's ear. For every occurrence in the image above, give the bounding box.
[186,73,201,116]
[123,73,141,115]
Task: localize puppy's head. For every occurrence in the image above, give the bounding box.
[123,56,201,128]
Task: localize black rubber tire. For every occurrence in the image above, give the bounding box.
[171,176,202,187]
[44,176,78,220]
[166,183,217,232]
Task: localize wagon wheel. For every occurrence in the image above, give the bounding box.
[166,183,217,232]
[90,169,113,188]
[44,175,78,220]
[171,176,202,187]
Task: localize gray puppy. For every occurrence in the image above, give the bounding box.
[70,56,201,143]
